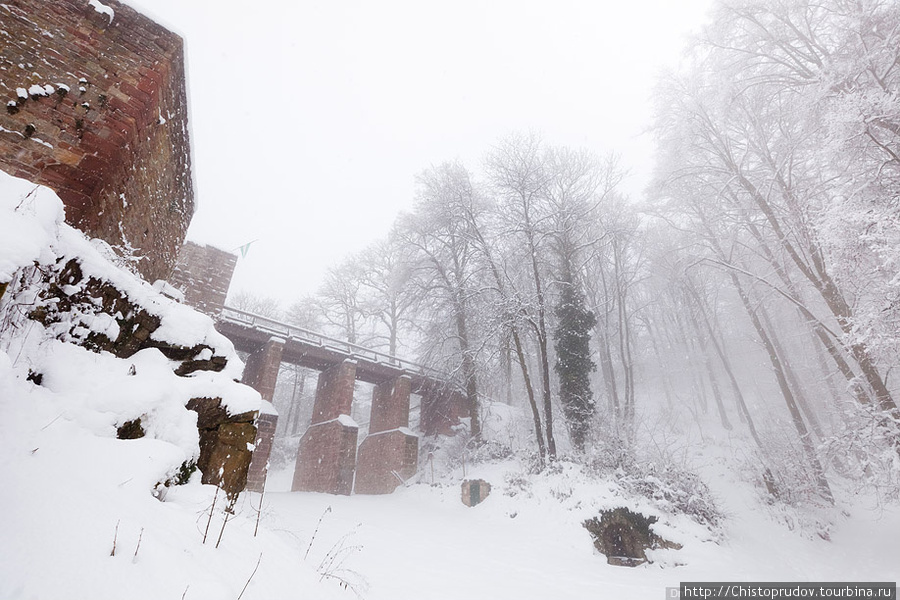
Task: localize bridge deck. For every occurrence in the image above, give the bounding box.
[216,307,455,393]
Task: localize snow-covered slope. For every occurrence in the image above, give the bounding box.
[1,172,897,600]
[256,455,900,600]
[0,172,341,599]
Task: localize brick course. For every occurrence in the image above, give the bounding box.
[369,375,411,433]
[311,359,357,424]
[242,337,284,403]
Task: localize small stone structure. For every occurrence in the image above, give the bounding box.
[0,0,194,282]
[169,242,237,317]
[583,507,681,567]
[461,479,492,507]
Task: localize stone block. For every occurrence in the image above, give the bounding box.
[187,397,258,499]
[420,386,462,436]
[169,242,237,317]
[461,479,492,507]
[292,416,358,495]
[354,428,418,495]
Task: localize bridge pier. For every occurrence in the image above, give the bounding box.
[292,359,359,495]
[355,375,418,494]
[242,337,284,493]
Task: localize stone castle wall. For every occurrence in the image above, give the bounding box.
[0,0,193,282]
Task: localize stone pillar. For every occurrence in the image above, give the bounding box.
[292,359,359,495]
[245,411,278,493]
[355,375,418,494]
[309,358,357,422]
[242,337,283,493]
[370,375,412,432]
[420,384,462,436]
[242,337,285,403]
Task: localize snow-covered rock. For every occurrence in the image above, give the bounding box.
[0,170,260,496]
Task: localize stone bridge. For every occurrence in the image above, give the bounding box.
[216,307,466,496]
[168,241,466,496]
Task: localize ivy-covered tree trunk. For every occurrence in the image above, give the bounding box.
[554,282,597,452]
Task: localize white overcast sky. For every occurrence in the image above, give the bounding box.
[129,0,712,306]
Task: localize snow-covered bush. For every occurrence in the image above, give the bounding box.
[587,443,722,529]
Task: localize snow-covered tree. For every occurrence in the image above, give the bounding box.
[554,282,597,452]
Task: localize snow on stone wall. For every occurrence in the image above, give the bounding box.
[0,0,194,282]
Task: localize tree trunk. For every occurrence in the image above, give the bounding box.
[511,323,547,463]
[757,304,825,440]
[685,297,733,431]
[733,171,896,415]
[454,293,481,441]
[686,286,763,447]
[735,206,870,407]
[701,215,833,502]
[643,319,674,410]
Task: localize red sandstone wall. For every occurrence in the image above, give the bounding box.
[0,0,193,281]
[169,242,237,317]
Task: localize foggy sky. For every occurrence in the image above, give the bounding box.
[128,0,712,305]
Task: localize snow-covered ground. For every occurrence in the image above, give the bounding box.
[255,455,900,600]
[1,172,897,600]
[5,383,897,600]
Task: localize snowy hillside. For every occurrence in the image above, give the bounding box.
[2,173,899,600]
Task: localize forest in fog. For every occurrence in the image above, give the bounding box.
[235,0,900,508]
[6,1,900,597]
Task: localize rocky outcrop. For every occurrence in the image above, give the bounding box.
[583,507,681,567]
[29,257,227,374]
[13,253,258,498]
[187,397,257,498]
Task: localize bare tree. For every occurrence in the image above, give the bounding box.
[229,290,282,319]
[486,133,559,456]
[356,237,416,357]
[396,162,487,441]
[317,261,367,344]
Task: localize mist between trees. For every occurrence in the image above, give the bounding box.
[232,0,900,506]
